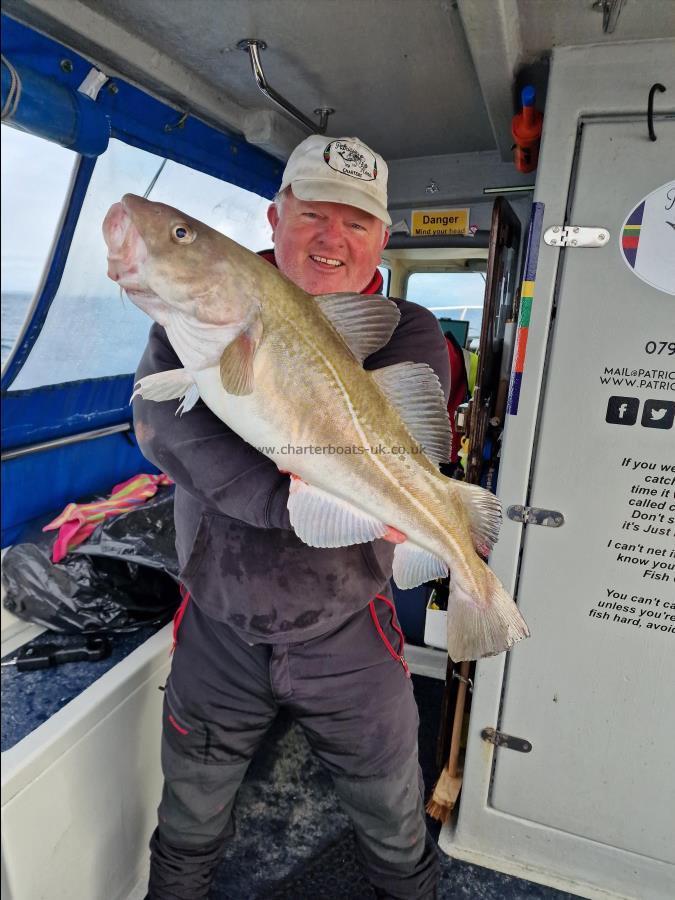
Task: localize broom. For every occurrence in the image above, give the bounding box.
[426,659,471,822]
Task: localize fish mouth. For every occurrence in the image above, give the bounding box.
[102,199,149,290]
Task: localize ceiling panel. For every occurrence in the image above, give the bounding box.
[6,0,675,163]
[518,0,675,53]
[65,0,498,159]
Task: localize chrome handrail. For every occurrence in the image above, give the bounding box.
[1,423,131,461]
[237,39,333,135]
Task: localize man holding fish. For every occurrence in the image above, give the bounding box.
[104,134,527,899]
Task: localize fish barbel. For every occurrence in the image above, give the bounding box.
[102,194,529,661]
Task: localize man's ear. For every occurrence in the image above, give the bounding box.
[381,228,390,251]
[267,204,279,239]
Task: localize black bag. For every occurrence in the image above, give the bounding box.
[2,485,181,633]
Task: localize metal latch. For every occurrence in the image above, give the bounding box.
[544,225,609,247]
[507,505,564,527]
[481,728,532,753]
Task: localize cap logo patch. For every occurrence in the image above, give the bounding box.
[324,140,377,181]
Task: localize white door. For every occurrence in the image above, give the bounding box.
[491,118,674,865]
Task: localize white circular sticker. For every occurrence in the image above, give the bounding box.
[620,181,675,296]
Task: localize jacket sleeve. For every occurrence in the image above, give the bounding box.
[364,300,451,403]
[133,323,291,530]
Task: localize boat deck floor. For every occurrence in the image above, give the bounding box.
[207,675,581,899]
[2,627,581,897]
[1,625,159,750]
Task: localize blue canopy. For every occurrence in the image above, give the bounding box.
[1,14,283,545]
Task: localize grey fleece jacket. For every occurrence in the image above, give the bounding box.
[133,283,450,644]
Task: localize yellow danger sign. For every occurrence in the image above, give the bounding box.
[411,208,470,237]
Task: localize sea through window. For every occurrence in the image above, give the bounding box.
[10,139,274,390]
[405,270,486,346]
[1,124,77,369]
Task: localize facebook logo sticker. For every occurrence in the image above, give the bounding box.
[606,396,639,425]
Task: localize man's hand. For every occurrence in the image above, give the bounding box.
[382,525,407,544]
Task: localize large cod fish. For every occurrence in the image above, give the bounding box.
[103,194,529,661]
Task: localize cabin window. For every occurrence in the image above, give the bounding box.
[405,271,486,345]
[10,138,273,390]
[1,125,76,367]
[145,159,272,250]
[378,265,391,296]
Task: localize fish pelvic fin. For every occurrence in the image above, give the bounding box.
[219,314,263,396]
[131,369,200,415]
[392,541,448,588]
[445,568,529,661]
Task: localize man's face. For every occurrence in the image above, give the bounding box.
[267,191,389,295]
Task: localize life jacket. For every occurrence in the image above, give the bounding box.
[444,332,470,463]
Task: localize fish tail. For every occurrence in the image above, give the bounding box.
[445,566,529,662]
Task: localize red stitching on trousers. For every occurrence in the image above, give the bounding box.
[168,713,189,735]
[369,594,410,678]
[172,586,190,653]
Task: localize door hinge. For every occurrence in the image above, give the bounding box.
[507,505,564,527]
[544,225,609,247]
[481,728,532,753]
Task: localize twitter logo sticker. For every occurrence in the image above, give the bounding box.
[641,399,674,430]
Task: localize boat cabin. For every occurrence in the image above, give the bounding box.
[2,2,674,898]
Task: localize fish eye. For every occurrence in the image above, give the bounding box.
[171,223,196,244]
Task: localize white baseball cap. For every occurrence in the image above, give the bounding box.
[278,135,391,226]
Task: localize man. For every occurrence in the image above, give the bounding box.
[135,134,449,899]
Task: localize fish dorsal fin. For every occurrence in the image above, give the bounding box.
[372,362,451,467]
[392,541,448,589]
[287,477,389,547]
[453,481,502,557]
[219,314,263,396]
[314,293,400,362]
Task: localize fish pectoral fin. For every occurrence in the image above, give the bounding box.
[219,314,263,396]
[371,363,451,467]
[451,482,502,556]
[131,369,199,412]
[445,569,529,662]
[392,542,448,589]
[314,293,400,363]
[287,478,388,547]
[176,384,200,416]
